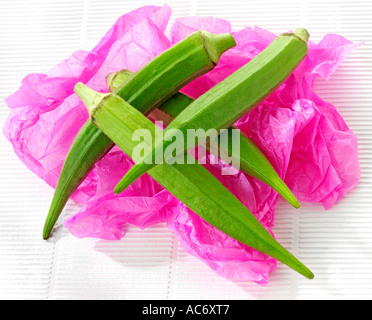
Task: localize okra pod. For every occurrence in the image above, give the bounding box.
[75,83,314,279]
[115,28,310,193]
[43,30,236,239]
[108,69,299,208]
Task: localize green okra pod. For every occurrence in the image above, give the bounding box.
[74,82,314,280]
[108,69,300,208]
[115,28,310,194]
[43,30,236,239]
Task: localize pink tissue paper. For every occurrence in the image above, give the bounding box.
[3,4,361,285]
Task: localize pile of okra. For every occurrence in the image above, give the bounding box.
[43,28,315,280]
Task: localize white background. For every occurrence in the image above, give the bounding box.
[0,0,371,300]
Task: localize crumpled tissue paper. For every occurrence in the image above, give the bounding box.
[3,4,361,285]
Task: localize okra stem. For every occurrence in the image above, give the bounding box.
[108,70,300,208]
[75,83,314,280]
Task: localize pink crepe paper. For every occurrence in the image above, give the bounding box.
[3,5,361,285]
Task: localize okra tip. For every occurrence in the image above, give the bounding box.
[42,227,50,240]
[43,207,59,240]
[294,28,310,43]
[201,31,237,64]
[105,72,117,91]
[293,199,301,209]
[43,224,53,240]
[301,266,314,280]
